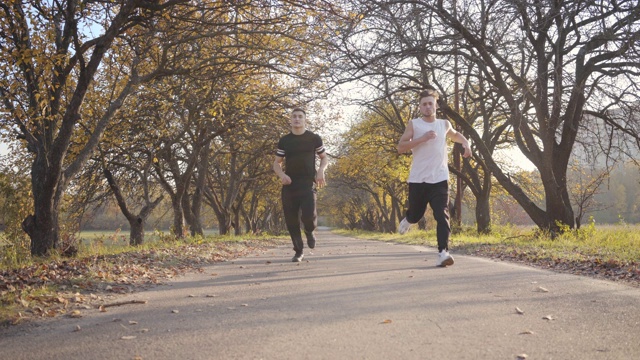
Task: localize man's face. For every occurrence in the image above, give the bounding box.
[290,110,306,128]
[419,96,437,118]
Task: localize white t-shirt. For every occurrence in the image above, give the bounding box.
[407,118,452,184]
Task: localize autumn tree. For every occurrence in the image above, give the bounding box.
[97,140,165,246]
[329,0,640,234]
[205,113,278,235]
[324,1,514,233]
[0,0,193,255]
[329,105,410,232]
[431,0,640,232]
[567,162,610,229]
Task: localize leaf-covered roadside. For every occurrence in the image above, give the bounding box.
[456,243,640,288]
[334,227,640,289]
[0,239,287,326]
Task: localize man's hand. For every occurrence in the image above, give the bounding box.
[316,173,326,188]
[280,175,292,185]
[462,141,472,158]
[420,130,437,142]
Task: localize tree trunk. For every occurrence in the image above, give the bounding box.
[233,207,242,235]
[449,195,459,228]
[181,194,197,236]
[129,217,144,246]
[190,140,210,237]
[215,211,231,235]
[171,197,186,238]
[23,154,61,256]
[540,165,575,233]
[103,167,163,246]
[475,192,491,234]
[190,194,204,237]
[22,209,60,256]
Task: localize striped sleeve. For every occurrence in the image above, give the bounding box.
[276,137,285,157]
[315,134,325,155]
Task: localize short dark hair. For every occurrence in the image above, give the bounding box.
[292,107,306,115]
[419,88,439,101]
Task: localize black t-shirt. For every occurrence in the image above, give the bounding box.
[276,130,325,187]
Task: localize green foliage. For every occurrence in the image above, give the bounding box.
[573,216,597,241]
[340,223,640,266]
[0,168,32,268]
[325,102,412,232]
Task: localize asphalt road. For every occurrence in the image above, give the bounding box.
[1,230,639,360]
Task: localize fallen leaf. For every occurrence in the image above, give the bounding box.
[120,336,137,340]
[515,307,524,315]
[381,319,392,324]
[73,325,81,332]
[542,315,554,320]
[171,309,179,314]
[536,286,549,293]
[516,354,527,359]
[241,304,248,307]
[69,310,82,318]
[129,321,138,325]
[519,330,534,335]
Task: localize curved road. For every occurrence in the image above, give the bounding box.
[2,230,639,359]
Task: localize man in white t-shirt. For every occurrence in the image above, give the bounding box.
[397,88,472,267]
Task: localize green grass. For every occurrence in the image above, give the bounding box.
[75,229,221,247]
[333,223,640,265]
[0,230,286,271]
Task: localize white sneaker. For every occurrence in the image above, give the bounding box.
[436,250,454,267]
[398,218,411,235]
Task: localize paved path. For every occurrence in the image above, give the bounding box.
[2,230,639,359]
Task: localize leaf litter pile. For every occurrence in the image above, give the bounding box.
[458,243,640,288]
[0,239,286,326]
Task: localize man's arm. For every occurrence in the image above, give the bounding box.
[273,156,292,185]
[397,121,416,153]
[447,129,472,158]
[316,152,328,188]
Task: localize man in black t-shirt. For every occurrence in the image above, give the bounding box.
[273,108,328,262]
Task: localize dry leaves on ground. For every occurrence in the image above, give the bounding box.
[0,239,284,326]
[462,244,640,288]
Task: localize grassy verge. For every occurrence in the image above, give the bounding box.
[0,233,289,326]
[333,223,640,287]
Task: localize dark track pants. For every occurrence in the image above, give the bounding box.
[281,186,317,254]
[405,181,451,252]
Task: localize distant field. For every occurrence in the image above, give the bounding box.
[77,229,221,246]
